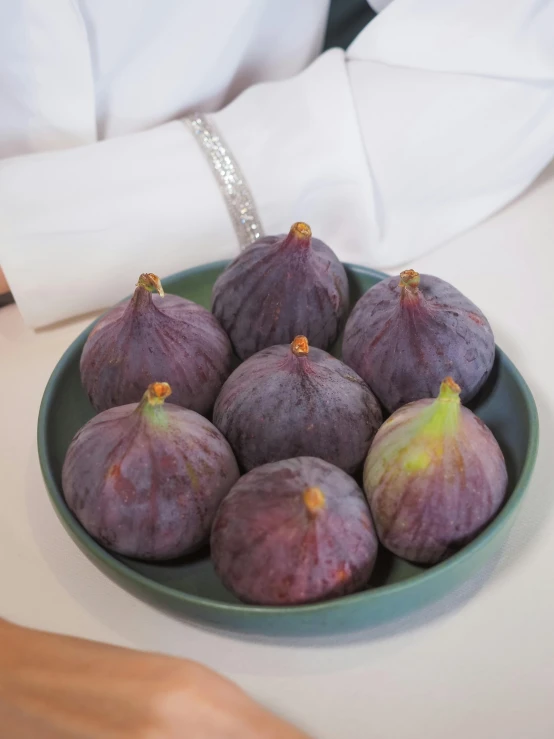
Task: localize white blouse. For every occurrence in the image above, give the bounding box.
[0,0,552,327]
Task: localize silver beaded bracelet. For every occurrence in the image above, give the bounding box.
[185,113,264,250]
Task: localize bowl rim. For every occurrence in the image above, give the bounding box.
[37,261,540,619]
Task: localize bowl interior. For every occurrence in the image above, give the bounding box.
[39,263,537,611]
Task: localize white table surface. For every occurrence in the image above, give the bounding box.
[2,163,554,739]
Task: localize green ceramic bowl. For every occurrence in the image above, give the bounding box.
[38,262,539,635]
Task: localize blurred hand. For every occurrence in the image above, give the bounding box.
[0,620,312,739]
[0,267,9,295]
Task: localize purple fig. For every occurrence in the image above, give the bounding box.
[363,377,508,564]
[342,269,495,412]
[211,222,349,359]
[62,382,239,560]
[213,335,383,474]
[81,273,233,414]
[211,457,378,605]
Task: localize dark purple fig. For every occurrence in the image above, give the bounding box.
[363,377,507,564]
[62,382,239,560]
[80,273,233,414]
[342,269,495,412]
[213,335,382,474]
[211,457,378,605]
[211,222,349,359]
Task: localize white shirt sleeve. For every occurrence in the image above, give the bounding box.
[1,0,553,327]
[0,122,237,327]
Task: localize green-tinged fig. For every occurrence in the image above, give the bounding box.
[62,382,239,560]
[363,377,508,564]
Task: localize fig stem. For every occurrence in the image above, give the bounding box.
[145,382,172,405]
[420,377,461,438]
[399,269,420,292]
[281,222,312,250]
[303,487,326,514]
[438,376,461,401]
[137,273,165,298]
[291,222,312,240]
[291,335,309,357]
[136,382,172,425]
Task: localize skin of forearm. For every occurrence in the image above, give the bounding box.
[0,267,9,295]
[0,619,312,738]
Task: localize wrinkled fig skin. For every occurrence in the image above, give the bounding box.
[62,384,240,560]
[213,337,383,474]
[211,457,378,605]
[211,222,349,359]
[81,277,233,415]
[342,270,495,412]
[363,379,508,564]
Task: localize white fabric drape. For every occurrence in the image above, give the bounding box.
[0,0,553,327]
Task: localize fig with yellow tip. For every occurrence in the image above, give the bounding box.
[211,457,378,605]
[363,378,508,564]
[62,382,239,560]
[80,272,232,414]
[211,222,349,359]
[213,335,382,473]
[342,270,495,412]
